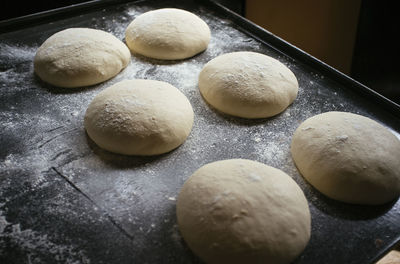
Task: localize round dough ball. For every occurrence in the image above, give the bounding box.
[177,159,311,264]
[34,28,130,88]
[84,79,194,155]
[198,51,298,118]
[125,8,210,60]
[291,111,400,205]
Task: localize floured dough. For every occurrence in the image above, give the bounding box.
[176,159,311,264]
[125,8,210,60]
[84,79,194,155]
[291,111,400,204]
[198,51,298,118]
[34,28,130,88]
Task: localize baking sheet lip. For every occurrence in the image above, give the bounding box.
[0,0,143,33]
[202,0,400,118]
[369,237,400,264]
[0,2,398,263]
[2,0,399,119]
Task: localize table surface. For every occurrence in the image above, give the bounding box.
[0,0,399,263]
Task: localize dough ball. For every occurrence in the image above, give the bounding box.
[84,79,194,155]
[177,159,311,264]
[198,51,298,118]
[34,28,130,88]
[125,8,210,60]
[291,111,400,205]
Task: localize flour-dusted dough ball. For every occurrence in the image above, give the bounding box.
[177,159,311,264]
[199,51,298,118]
[84,79,194,155]
[291,111,400,205]
[125,8,211,60]
[34,28,130,88]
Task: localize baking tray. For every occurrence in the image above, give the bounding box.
[0,0,399,263]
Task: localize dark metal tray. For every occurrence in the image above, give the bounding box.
[1,0,399,263]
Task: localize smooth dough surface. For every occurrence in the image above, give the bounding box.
[291,111,400,205]
[177,159,311,264]
[125,8,211,60]
[84,79,194,155]
[34,28,130,88]
[198,51,298,118]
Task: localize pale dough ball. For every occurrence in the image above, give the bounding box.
[84,79,194,155]
[125,8,211,60]
[34,28,130,88]
[198,51,298,118]
[291,111,400,205]
[177,159,311,264]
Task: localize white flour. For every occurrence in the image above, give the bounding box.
[1,1,399,263]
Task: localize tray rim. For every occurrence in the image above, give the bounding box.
[370,237,400,264]
[1,0,399,119]
[201,0,400,119]
[0,1,399,262]
[0,0,142,33]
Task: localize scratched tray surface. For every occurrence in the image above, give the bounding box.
[0,0,399,263]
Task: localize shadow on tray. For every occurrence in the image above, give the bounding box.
[131,203,203,264]
[85,132,174,169]
[33,74,101,94]
[305,182,398,220]
[197,95,283,126]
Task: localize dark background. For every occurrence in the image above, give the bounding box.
[1,0,399,104]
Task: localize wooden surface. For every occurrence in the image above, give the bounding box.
[376,245,400,264]
[1,1,399,263]
[245,0,361,74]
